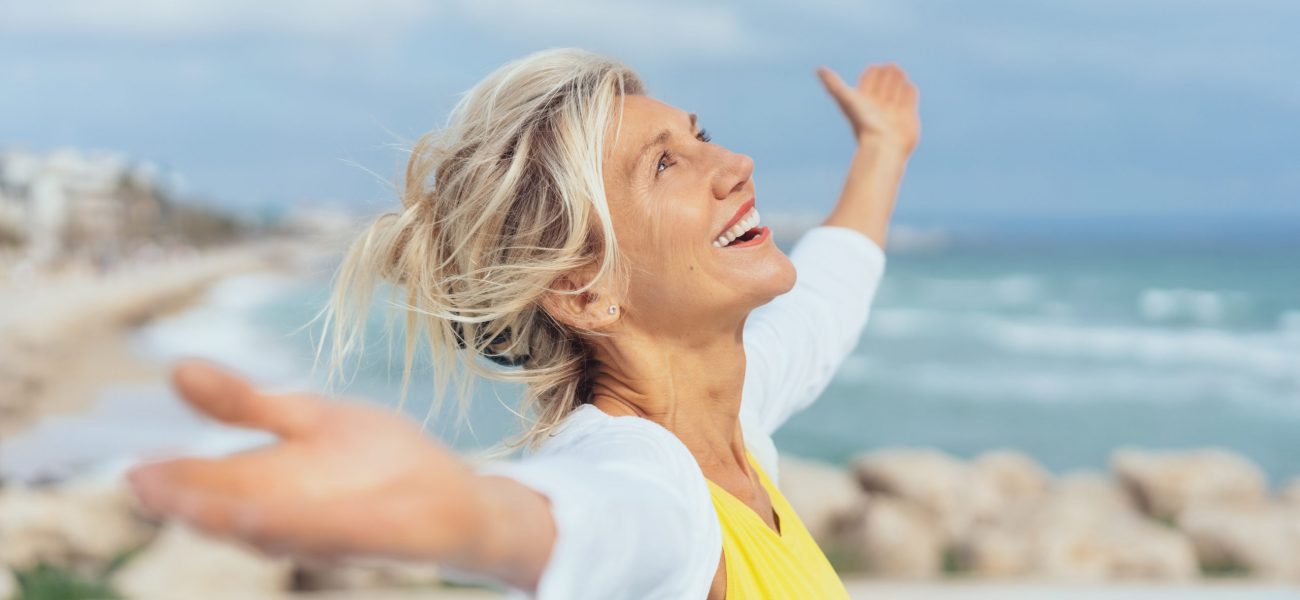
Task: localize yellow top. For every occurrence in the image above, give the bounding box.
[705,449,851,600]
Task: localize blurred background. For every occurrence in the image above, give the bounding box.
[1,1,1298,599]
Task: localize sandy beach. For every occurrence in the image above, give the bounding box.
[0,242,298,440]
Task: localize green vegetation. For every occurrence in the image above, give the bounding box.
[1200,559,1251,578]
[12,564,121,600]
[941,545,969,575]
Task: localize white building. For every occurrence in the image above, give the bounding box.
[0,148,167,266]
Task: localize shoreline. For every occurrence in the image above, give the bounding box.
[0,240,304,439]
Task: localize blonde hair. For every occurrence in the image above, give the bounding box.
[321,48,645,458]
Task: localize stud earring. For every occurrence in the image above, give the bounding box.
[608,305,618,315]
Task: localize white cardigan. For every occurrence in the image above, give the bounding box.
[450,226,887,599]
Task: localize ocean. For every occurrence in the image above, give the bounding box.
[131,220,1300,486]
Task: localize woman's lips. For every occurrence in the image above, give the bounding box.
[715,197,756,240]
[722,226,769,249]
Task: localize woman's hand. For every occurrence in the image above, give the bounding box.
[816,62,920,155]
[126,360,486,564]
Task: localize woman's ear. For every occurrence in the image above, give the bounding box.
[539,273,621,332]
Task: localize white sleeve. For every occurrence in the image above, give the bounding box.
[452,420,719,600]
[741,225,887,437]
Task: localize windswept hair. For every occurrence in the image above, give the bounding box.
[320,48,644,457]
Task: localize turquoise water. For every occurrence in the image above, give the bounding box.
[246,229,1300,485]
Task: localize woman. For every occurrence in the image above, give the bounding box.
[127,47,919,599]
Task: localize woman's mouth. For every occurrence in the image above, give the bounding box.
[712,207,766,248]
[719,225,768,248]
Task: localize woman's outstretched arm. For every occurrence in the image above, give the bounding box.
[815,63,920,247]
[126,360,555,594]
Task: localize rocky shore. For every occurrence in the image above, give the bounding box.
[2,446,1298,599]
[780,446,1300,583]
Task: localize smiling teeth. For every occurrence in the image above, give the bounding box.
[712,208,761,247]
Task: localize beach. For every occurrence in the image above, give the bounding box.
[3,232,1300,599]
[0,243,298,439]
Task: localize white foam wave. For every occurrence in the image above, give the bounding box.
[899,274,1046,308]
[129,272,313,387]
[1139,287,1251,325]
[868,308,1300,380]
[836,354,1297,412]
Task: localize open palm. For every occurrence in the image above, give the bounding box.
[817,62,921,154]
[127,361,482,562]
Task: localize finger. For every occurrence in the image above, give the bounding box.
[816,66,858,116]
[171,359,321,437]
[864,65,888,97]
[882,65,905,104]
[129,456,266,514]
[151,491,395,558]
[891,66,914,105]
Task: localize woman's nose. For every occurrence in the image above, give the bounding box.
[713,149,754,200]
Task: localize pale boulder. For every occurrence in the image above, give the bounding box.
[849,494,944,578]
[958,471,1197,581]
[959,524,1032,576]
[0,567,16,600]
[294,557,442,590]
[851,447,992,543]
[1110,447,1267,521]
[1177,500,1300,580]
[1281,478,1300,507]
[776,454,864,545]
[0,482,154,569]
[110,523,293,600]
[969,449,1051,523]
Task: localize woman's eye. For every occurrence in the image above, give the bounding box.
[656,151,673,176]
[655,129,712,177]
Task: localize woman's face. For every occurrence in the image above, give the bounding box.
[601,94,796,335]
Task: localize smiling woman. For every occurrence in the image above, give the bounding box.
[125,47,919,599]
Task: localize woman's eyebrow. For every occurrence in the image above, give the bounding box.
[626,112,698,181]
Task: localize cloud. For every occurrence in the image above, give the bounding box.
[446,1,770,62]
[2,0,769,61]
[0,0,437,40]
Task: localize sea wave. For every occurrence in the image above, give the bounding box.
[1138,287,1252,325]
[835,354,1298,412]
[867,308,1300,380]
[129,272,313,389]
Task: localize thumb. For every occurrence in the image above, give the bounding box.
[170,359,321,438]
[815,66,859,122]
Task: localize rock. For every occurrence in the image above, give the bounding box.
[1177,500,1300,580]
[969,450,1051,524]
[0,481,155,570]
[1110,447,1267,521]
[960,525,1032,576]
[0,567,16,600]
[1281,478,1300,506]
[848,494,944,578]
[294,557,442,590]
[777,455,864,545]
[851,447,990,543]
[110,523,293,600]
[1052,471,1135,513]
[972,451,1050,498]
[1103,517,1200,580]
[958,471,1197,581]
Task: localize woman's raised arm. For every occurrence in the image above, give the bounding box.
[126,360,555,594]
[814,62,920,247]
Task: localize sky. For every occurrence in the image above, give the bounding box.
[2,0,1298,230]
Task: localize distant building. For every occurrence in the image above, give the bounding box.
[0,148,169,266]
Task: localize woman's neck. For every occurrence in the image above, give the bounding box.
[586,321,751,474]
